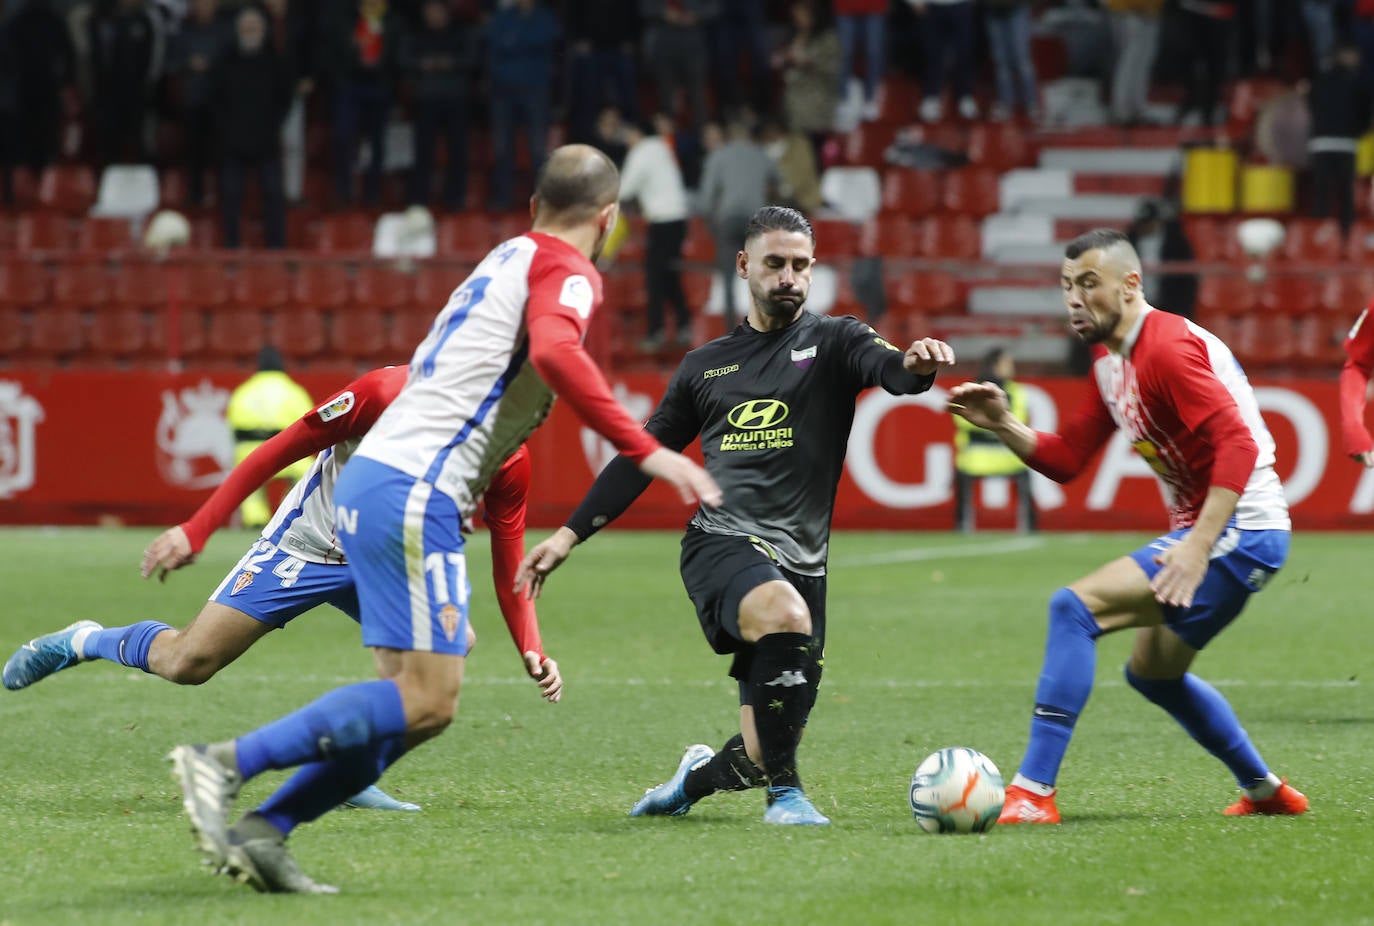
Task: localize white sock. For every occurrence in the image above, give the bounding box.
[70,626,98,660]
[1012,773,1056,797]
[1243,773,1282,801]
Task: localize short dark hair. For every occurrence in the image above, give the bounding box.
[1064,228,1131,260]
[744,205,815,248]
[533,145,620,224]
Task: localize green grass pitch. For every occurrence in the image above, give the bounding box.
[0,527,1370,925]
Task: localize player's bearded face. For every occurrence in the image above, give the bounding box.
[745,230,815,319]
[1061,251,1123,344]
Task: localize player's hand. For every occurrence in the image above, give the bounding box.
[140,526,195,582]
[523,651,563,703]
[1352,450,1374,468]
[903,338,956,376]
[946,381,1012,430]
[515,526,580,600]
[638,447,722,508]
[1150,538,1209,608]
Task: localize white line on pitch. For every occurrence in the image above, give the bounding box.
[834,536,1047,567]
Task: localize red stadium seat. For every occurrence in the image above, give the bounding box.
[1234,314,1294,367]
[204,307,270,363]
[330,304,392,365]
[880,169,941,216]
[0,259,51,309]
[77,216,136,253]
[1182,216,1239,263]
[89,305,153,361]
[916,215,980,260]
[810,217,861,257]
[273,309,329,363]
[413,264,460,309]
[353,263,417,312]
[0,306,27,356]
[179,261,231,309]
[317,212,375,254]
[27,305,86,359]
[16,212,72,251]
[388,307,436,358]
[1319,273,1374,316]
[1258,274,1319,317]
[52,262,112,310]
[230,262,292,310]
[436,213,494,262]
[939,167,1001,217]
[966,121,1036,172]
[1195,274,1260,317]
[866,214,922,257]
[681,217,716,264]
[292,263,351,311]
[888,271,967,316]
[37,165,97,214]
[1278,217,1344,265]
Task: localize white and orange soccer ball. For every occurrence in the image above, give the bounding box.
[908,746,1005,834]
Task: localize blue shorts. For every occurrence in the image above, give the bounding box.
[210,538,360,628]
[1128,527,1289,649]
[333,456,471,655]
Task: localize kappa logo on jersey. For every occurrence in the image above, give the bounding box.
[728,399,790,430]
[438,603,462,642]
[704,363,740,380]
[791,345,817,370]
[317,391,355,422]
[559,274,594,319]
[230,571,254,595]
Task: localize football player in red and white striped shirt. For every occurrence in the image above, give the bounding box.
[1340,304,1374,467]
[949,229,1307,825]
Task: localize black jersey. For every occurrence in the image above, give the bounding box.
[645,313,933,575]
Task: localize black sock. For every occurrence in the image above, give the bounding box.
[747,632,815,791]
[683,733,765,801]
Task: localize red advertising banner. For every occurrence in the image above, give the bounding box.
[0,368,1370,531]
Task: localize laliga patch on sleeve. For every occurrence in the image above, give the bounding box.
[559,274,594,319]
[317,391,355,422]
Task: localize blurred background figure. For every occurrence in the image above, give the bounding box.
[1307,43,1369,237]
[214,4,291,249]
[952,347,1035,534]
[1340,304,1374,468]
[592,104,629,166]
[169,0,226,207]
[322,0,398,206]
[403,0,477,211]
[565,0,640,145]
[912,0,977,122]
[777,0,841,164]
[225,346,314,529]
[260,0,314,206]
[619,115,692,351]
[834,0,887,122]
[983,0,1039,121]
[88,0,165,164]
[698,114,778,327]
[639,0,715,131]
[1106,0,1162,126]
[759,116,821,213]
[4,0,76,191]
[711,0,770,117]
[1172,0,1235,127]
[1127,198,1197,319]
[484,0,559,210]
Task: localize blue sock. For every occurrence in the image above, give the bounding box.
[235,679,407,781]
[1125,668,1270,788]
[81,622,173,671]
[255,735,408,836]
[1019,588,1101,786]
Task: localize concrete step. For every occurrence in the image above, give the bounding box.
[967,285,1064,315]
[1039,147,1182,175]
[1014,193,1145,220]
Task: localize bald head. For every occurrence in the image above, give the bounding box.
[533,144,620,225]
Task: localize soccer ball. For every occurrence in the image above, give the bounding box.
[908,746,1005,834]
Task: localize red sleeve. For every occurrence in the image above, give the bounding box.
[482,444,542,659]
[525,256,659,461]
[179,367,406,552]
[1150,332,1257,493]
[1341,309,1374,456]
[1024,387,1117,483]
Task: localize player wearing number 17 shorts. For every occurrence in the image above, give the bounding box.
[163,144,721,893]
[949,229,1307,825]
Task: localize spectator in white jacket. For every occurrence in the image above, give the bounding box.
[620,114,694,351]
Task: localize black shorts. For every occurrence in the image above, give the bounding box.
[679,528,827,691]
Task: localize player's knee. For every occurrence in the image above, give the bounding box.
[1048,587,1100,638]
[465,623,477,654]
[395,679,461,737]
[743,587,811,637]
[1124,664,1182,702]
[160,645,222,686]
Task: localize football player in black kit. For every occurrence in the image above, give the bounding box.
[517,205,955,825]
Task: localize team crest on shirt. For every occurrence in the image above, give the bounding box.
[790,345,817,370]
[317,391,355,422]
[438,604,461,642]
[231,571,254,595]
[559,274,594,319]
[0,381,44,499]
